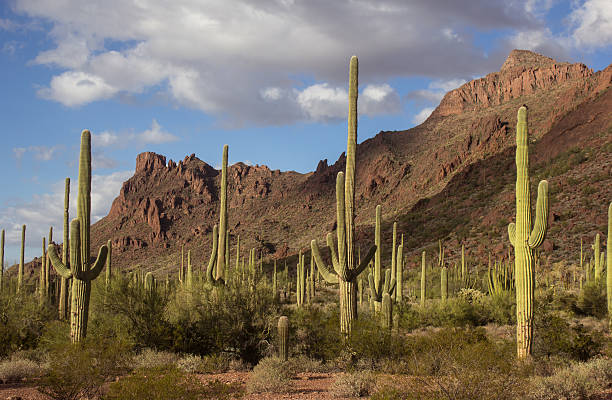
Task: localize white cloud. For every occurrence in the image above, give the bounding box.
[14,0,539,125]
[413,107,435,125]
[37,71,118,107]
[569,0,612,48]
[92,119,179,150]
[361,84,402,115]
[506,28,571,60]
[407,78,467,106]
[12,145,63,162]
[296,83,348,121]
[0,171,131,259]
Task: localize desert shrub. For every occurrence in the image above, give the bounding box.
[529,357,612,400]
[0,356,43,383]
[369,386,409,400]
[38,337,131,400]
[330,370,375,398]
[290,306,343,362]
[285,355,326,373]
[347,316,406,369]
[534,301,604,361]
[246,357,293,394]
[574,281,607,318]
[104,366,203,400]
[133,348,179,370]
[100,276,174,349]
[0,291,56,358]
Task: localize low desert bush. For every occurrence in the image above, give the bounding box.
[246,357,293,394]
[0,356,43,383]
[133,348,179,370]
[574,281,607,318]
[529,357,612,400]
[330,370,375,398]
[104,366,203,400]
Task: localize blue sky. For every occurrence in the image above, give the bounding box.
[0,0,611,265]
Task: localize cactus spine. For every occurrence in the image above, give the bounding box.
[311,56,376,334]
[48,130,109,343]
[278,316,289,361]
[607,202,611,330]
[18,224,25,292]
[507,106,549,359]
[421,251,426,306]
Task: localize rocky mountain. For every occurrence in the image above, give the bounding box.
[85,49,611,277]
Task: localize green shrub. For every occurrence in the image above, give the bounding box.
[133,348,179,370]
[290,305,342,362]
[330,371,375,398]
[246,357,293,394]
[575,281,607,318]
[104,366,203,400]
[0,356,43,383]
[529,357,612,400]
[38,337,130,400]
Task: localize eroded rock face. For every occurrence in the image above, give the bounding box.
[432,50,593,118]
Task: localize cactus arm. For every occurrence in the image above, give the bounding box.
[527,180,549,249]
[348,245,376,281]
[79,245,108,281]
[47,243,73,279]
[326,233,342,277]
[206,225,219,283]
[508,223,516,247]
[311,239,339,284]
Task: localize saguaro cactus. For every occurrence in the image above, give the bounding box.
[105,239,112,289]
[0,229,4,292]
[607,202,611,330]
[48,130,109,343]
[311,56,376,334]
[441,266,448,302]
[507,106,549,359]
[206,145,229,285]
[396,235,404,302]
[421,251,426,306]
[278,316,289,361]
[369,205,396,312]
[59,178,70,320]
[18,224,25,292]
[594,234,602,281]
[144,272,155,291]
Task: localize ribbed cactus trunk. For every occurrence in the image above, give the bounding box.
[278,316,289,361]
[18,224,25,293]
[59,178,70,320]
[396,235,403,302]
[461,244,466,283]
[382,292,392,330]
[186,250,193,289]
[310,56,376,335]
[594,234,601,281]
[48,130,108,343]
[373,205,382,312]
[391,222,397,301]
[508,107,549,359]
[420,251,426,306]
[216,145,228,283]
[607,202,611,330]
[105,239,112,289]
[441,266,448,302]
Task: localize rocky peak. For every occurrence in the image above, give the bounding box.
[136,152,167,174]
[431,50,593,118]
[500,49,557,72]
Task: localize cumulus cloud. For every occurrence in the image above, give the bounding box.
[13,0,542,125]
[569,0,612,48]
[92,119,179,150]
[12,145,63,162]
[0,170,131,260]
[506,28,571,60]
[412,107,435,125]
[407,78,467,106]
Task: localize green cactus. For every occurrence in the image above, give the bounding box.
[296,250,306,307]
[607,202,611,330]
[507,106,549,359]
[391,222,397,300]
[59,178,70,320]
[48,130,109,343]
[396,235,403,303]
[421,251,426,306]
[310,56,376,334]
[186,249,193,289]
[368,205,396,313]
[18,224,25,292]
[144,272,155,291]
[278,316,289,361]
[461,244,466,283]
[441,266,448,302]
[40,237,46,301]
[381,292,392,330]
[180,244,185,284]
[594,234,601,281]
[206,145,229,285]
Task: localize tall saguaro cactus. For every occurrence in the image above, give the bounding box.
[48,130,109,343]
[369,205,396,312]
[594,234,602,281]
[311,56,376,334]
[59,178,70,320]
[420,251,426,306]
[278,316,289,361]
[18,224,25,292]
[0,229,4,292]
[507,106,549,359]
[206,145,229,285]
